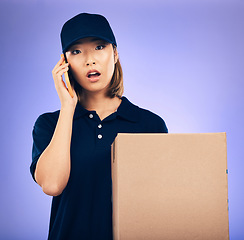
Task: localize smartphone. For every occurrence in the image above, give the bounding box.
[61,54,74,98]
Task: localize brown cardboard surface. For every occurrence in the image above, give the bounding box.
[111,133,229,240]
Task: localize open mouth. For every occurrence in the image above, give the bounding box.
[88,72,101,78]
[86,69,101,79]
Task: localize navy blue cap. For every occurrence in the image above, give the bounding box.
[60,13,117,53]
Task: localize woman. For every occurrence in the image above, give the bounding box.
[30,13,168,240]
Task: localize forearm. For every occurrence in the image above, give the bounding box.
[35,107,74,196]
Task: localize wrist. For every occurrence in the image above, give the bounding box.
[60,104,76,116]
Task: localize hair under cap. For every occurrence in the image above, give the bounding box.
[60,13,117,53]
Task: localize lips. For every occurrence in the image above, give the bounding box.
[86,69,101,78]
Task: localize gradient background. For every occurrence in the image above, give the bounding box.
[0,0,243,239]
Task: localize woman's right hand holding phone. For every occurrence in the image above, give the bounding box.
[52,55,78,111]
[37,55,78,196]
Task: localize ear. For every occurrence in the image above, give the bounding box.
[114,47,119,64]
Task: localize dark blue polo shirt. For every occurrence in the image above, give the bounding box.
[30,96,168,240]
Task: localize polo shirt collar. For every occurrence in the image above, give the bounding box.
[73,102,90,120]
[116,96,139,122]
[73,96,140,122]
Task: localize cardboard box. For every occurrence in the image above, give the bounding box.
[111,133,229,240]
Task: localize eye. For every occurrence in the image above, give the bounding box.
[71,49,81,55]
[96,45,105,50]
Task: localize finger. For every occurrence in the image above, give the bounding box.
[52,56,68,72]
[53,57,64,70]
[52,63,69,76]
[53,67,69,88]
[53,61,68,74]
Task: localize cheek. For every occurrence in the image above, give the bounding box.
[69,62,85,80]
[103,54,115,79]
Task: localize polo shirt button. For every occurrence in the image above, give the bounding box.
[98,134,103,139]
[98,124,102,128]
[89,114,93,119]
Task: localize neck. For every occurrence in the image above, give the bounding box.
[80,91,121,112]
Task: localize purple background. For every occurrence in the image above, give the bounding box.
[0,0,243,239]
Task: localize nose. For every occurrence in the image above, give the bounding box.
[86,60,96,66]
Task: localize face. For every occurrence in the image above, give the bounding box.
[65,37,118,96]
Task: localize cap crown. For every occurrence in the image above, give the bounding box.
[61,13,117,53]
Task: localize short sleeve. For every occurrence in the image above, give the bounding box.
[30,113,58,183]
[155,115,168,133]
[138,108,168,134]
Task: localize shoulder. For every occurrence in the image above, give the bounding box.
[138,106,165,123]
[137,106,168,133]
[122,97,168,133]
[33,110,60,131]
